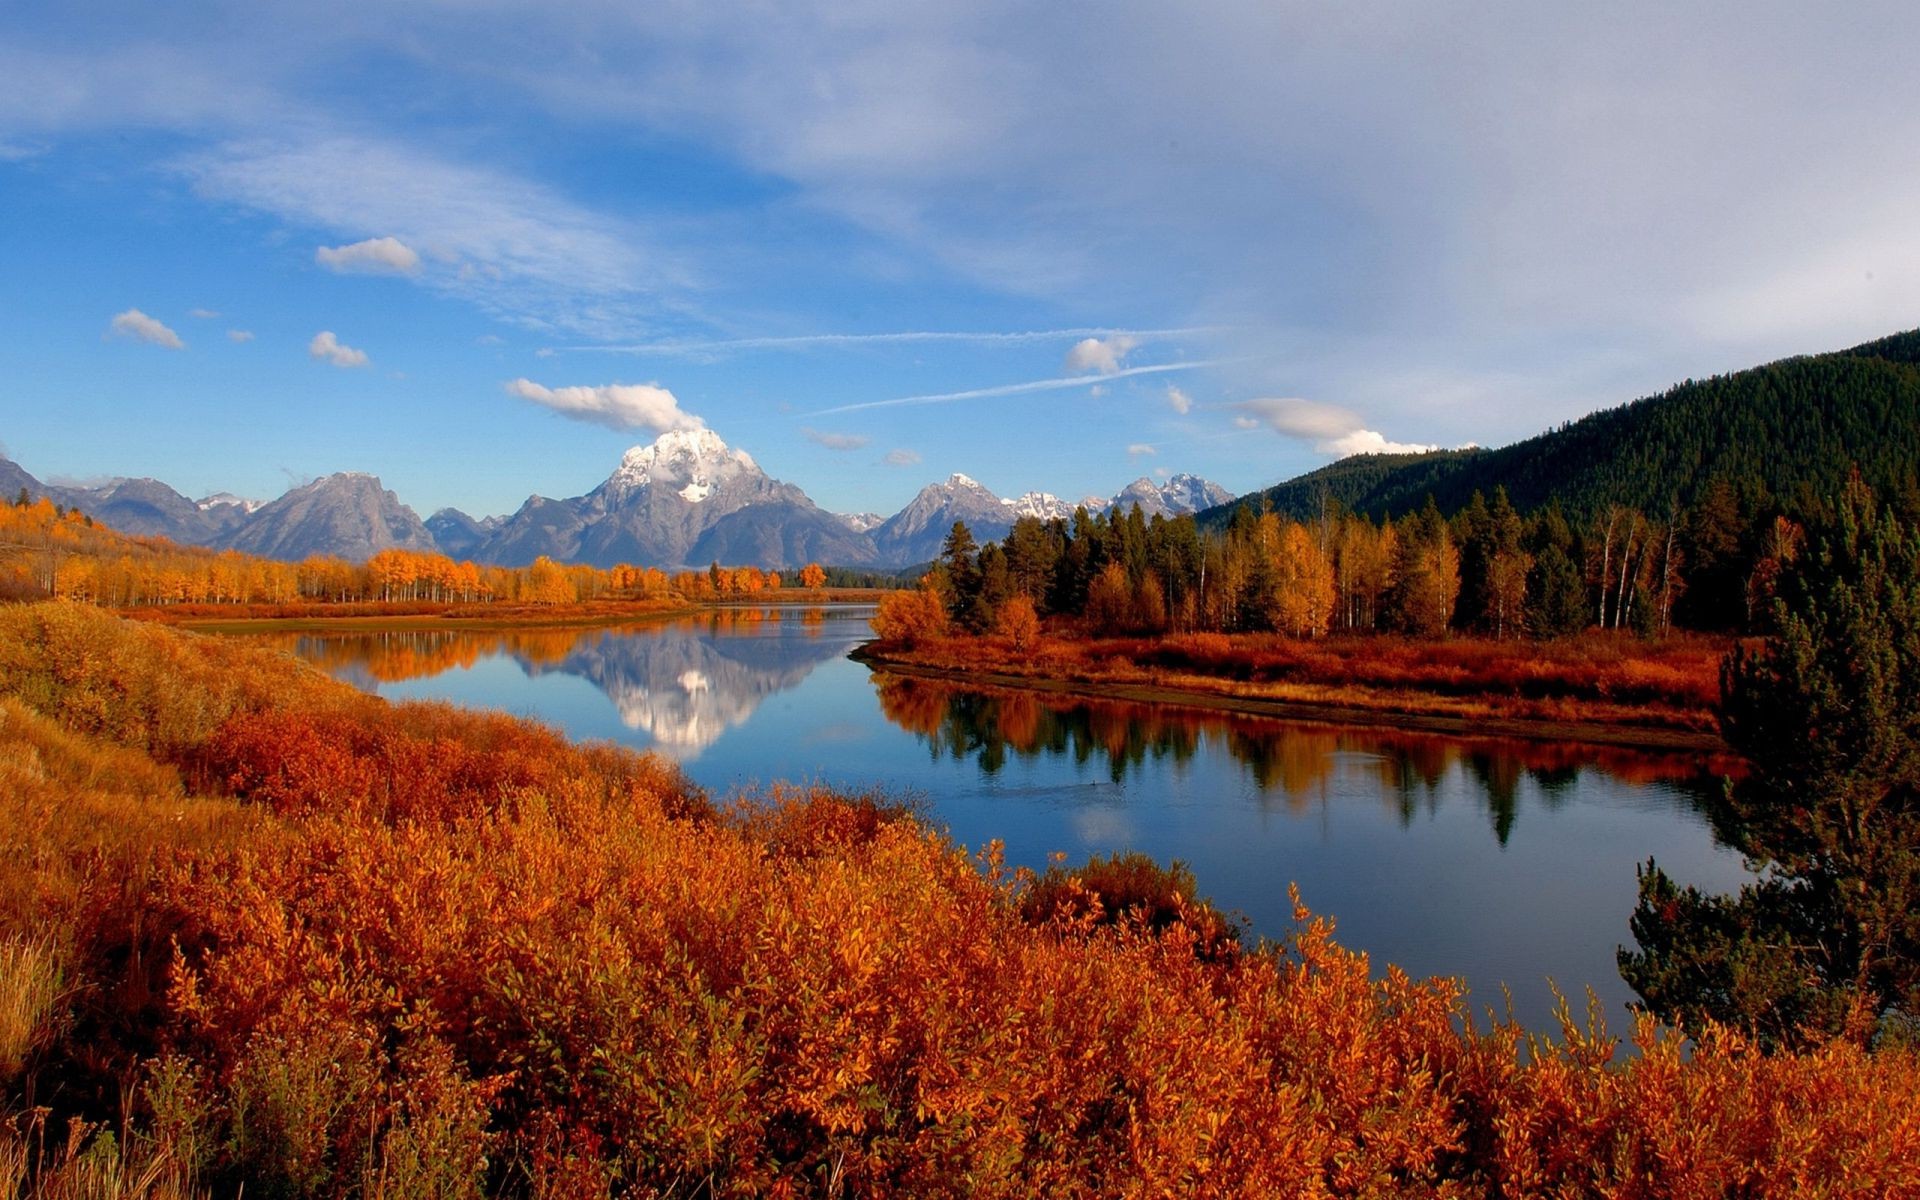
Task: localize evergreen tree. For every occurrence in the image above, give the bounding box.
[1621,479,1920,1047]
[940,521,981,623]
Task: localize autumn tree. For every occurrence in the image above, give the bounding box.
[800,562,827,590]
[872,578,951,646]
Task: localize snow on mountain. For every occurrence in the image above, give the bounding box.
[197,492,265,514]
[599,428,761,505]
[1106,474,1235,518]
[476,428,880,570]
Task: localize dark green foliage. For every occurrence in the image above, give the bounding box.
[1205,329,1920,530]
[1621,480,1920,1047]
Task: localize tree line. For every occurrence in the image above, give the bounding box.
[916,476,1827,640]
[1,493,831,608]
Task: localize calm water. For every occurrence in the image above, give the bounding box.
[252,605,1751,1033]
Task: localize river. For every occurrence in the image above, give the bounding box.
[247,604,1751,1034]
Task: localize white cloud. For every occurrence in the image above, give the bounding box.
[804,428,870,451]
[1321,430,1441,456]
[1126,443,1156,457]
[884,448,922,466]
[1165,385,1193,414]
[1235,398,1359,440]
[188,307,219,319]
[1234,397,1436,458]
[1063,334,1137,375]
[316,235,421,276]
[106,309,184,349]
[227,329,254,343]
[506,378,704,433]
[308,330,369,368]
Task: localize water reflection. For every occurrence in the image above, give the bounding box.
[266,608,854,757]
[248,607,1752,1032]
[872,672,1731,846]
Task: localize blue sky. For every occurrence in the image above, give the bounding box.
[5,2,1920,519]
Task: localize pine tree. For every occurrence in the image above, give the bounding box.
[1621,478,1920,1047]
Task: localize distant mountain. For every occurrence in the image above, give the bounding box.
[219,473,439,561]
[476,429,880,570]
[865,472,1233,566]
[1008,491,1086,521]
[870,474,1019,566]
[0,458,42,503]
[1204,328,1920,529]
[198,492,266,516]
[424,508,502,559]
[1108,473,1235,518]
[59,477,240,543]
[836,511,886,534]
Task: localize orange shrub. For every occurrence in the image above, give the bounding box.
[871,585,950,646]
[2,604,1917,1197]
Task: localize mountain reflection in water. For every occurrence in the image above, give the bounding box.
[266,608,849,757]
[872,672,1732,846]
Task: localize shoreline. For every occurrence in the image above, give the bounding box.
[851,643,1732,756]
[121,592,883,635]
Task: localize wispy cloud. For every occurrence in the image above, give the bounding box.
[187,307,219,319]
[574,326,1229,357]
[227,329,254,343]
[809,358,1236,416]
[106,309,184,349]
[180,133,668,335]
[308,330,369,368]
[1127,443,1156,457]
[506,378,704,433]
[316,235,421,276]
[803,428,870,451]
[1165,385,1193,414]
[883,448,922,466]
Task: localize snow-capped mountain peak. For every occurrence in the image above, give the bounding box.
[603,427,762,503]
[1007,491,1078,520]
[197,492,265,514]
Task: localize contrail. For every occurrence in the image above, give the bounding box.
[805,359,1241,416]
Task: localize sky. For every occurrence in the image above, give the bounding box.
[4,2,1919,520]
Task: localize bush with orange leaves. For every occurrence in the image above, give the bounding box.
[870,582,950,647]
[992,591,1042,651]
[1,602,1918,1198]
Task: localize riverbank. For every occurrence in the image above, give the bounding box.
[117,587,880,634]
[854,630,1732,754]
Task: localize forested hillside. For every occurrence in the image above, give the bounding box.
[1208,329,1920,527]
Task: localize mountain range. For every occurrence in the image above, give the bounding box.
[2,430,1231,571]
[23,324,1918,570]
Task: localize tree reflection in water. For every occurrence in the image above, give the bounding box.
[872,671,1729,845]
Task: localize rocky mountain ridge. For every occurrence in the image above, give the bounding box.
[1,436,1233,570]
